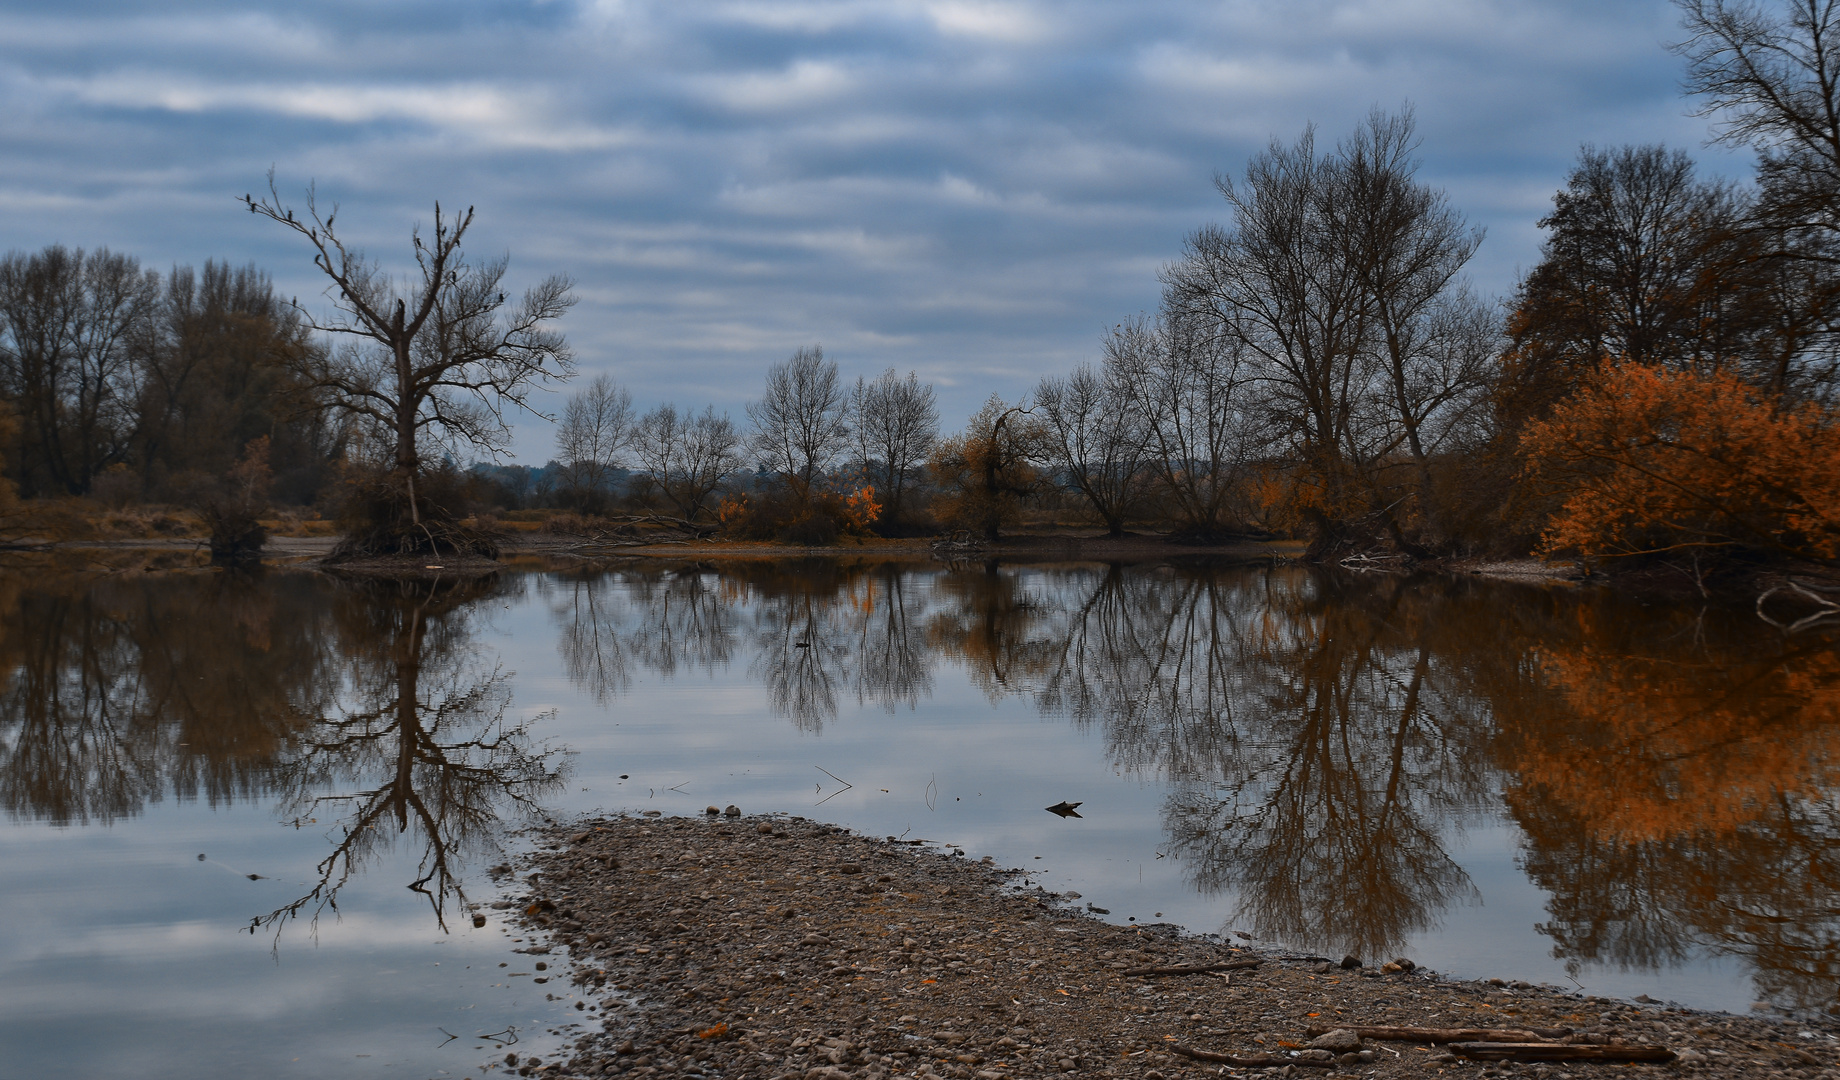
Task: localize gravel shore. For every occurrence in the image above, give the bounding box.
[492,813,1839,1080]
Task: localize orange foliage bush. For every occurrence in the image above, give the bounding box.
[839,485,881,534]
[716,484,880,544]
[1519,364,1840,563]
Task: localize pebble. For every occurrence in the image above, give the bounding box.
[1307,1029,1361,1053]
[501,813,1834,1080]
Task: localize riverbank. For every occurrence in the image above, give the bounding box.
[497,814,1836,1080]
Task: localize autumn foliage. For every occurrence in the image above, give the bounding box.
[1518,364,1840,564]
[1501,616,1840,844]
[717,483,880,544]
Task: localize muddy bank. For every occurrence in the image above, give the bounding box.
[494,814,1838,1080]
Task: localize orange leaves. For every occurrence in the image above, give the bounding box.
[716,494,750,532]
[1518,364,1840,563]
[1498,608,1840,845]
[839,485,882,534]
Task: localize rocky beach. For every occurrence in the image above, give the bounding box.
[487,814,1840,1080]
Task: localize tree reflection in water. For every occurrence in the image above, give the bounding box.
[1496,603,1840,1011]
[9,559,1840,1006]
[0,570,338,824]
[930,563,1490,962]
[0,569,565,939]
[547,560,933,731]
[256,573,567,936]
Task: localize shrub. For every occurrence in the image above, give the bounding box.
[1519,364,1840,565]
[718,482,880,544]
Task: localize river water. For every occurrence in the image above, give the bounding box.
[1,556,1835,1077]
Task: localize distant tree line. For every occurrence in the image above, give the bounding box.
[0,250,338,504]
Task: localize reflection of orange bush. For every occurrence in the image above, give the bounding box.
[1502,615,1840,844]
[1519,364,1840,562]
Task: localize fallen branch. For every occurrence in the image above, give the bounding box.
[1169,1045,1335,1068]
[1124,959,1261,977]
[1449,1042,1675,1064]
[1305,1025,1570,1044]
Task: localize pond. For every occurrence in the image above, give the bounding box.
[1,556,1835,1078]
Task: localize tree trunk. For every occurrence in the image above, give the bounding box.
[390,299,421,527]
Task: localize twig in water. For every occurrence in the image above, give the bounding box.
[436,1027,459,1046]
[925,774,938,812]
[813,765,855,806]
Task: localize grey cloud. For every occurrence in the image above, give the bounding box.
[0,0,1752,460]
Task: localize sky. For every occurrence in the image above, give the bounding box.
[0,0,1754,463]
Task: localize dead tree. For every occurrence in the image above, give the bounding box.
[244,173,575,556]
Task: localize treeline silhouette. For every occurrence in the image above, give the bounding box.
[5,2,1840,573]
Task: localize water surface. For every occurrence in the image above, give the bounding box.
[2,557,1835,1077]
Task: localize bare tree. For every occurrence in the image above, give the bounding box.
[554,374,633,512]
[1675,0,1840,238]
[747,345,850,497]
[1164,123,1371,519]
[1332,109,1491,530]
[633,404,742,521]
[0,245,159,495]
[244,175,575,552]
[1107,312,1258,538]
[849,368,938,526]
[1161,111,1490,552]
[927,395,1047,542]
[1034,361,1153,536]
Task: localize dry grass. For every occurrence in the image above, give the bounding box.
[92,505,206,539]
[259,509,339,537]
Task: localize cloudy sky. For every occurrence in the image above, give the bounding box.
[0,0,1750,462]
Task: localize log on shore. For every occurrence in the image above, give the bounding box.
[1124,959,1262,977]
[1305,1025,1571,1043]
[1449,1042,1676,1064]
[1168,1044,1336,1069]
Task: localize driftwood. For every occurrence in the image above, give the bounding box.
[1168,1044,1335,1069]
[1450,1042,1675,1064]
[1124,959,1261,977]
[1305,1025,1571,1043]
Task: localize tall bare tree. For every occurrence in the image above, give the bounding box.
[244,176,575,551]
[849,368,938,527]
[1034,361,1153,536]
[1162,111,1489,552]
[1335,111,1490,506]
[1164,123,1372,518]
[633,404,742,522]
[1671,0,1840,400]
[747,345,850,497]
[554,374,633,512]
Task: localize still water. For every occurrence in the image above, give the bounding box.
[1,557,1835,1077]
